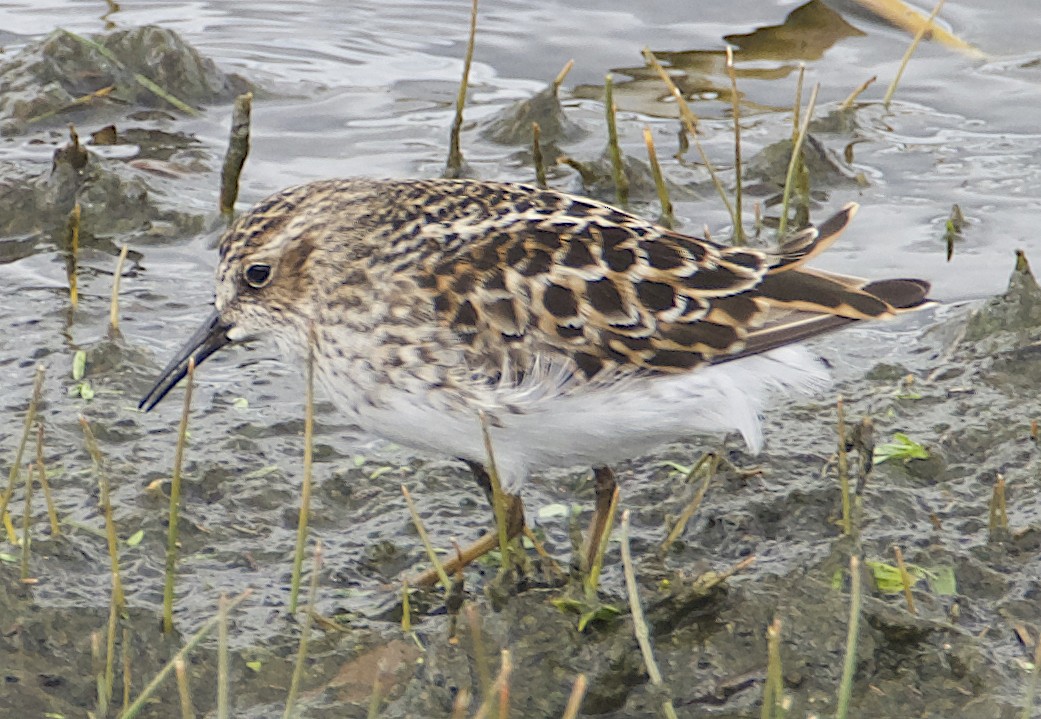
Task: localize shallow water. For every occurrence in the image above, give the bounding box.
[1,1,1041,717]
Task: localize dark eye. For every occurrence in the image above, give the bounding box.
[244,263,272,288]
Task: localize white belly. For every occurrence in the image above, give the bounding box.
[319,344,828,493]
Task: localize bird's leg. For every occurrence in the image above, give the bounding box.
[408,461,526,588]
[582,465,618,570]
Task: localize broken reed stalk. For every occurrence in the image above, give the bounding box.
[163,356,195,634]
[284,542,322,719]
[553,58,575,91]
[661,452,718,553]
[835,555,863,719]
[401,485,452,589]
[68,203,81,308]
[289,346,316,613]
[466,604,493,703]
[560,674,588,719]
[219,92,253,218]
[839,76,877,111]
[109,244,130,333]
[174,658,195,719]
[450,688,471,719]
[1,364,45,542]
[761,617,783,719]
[603,74,629,206]
[883,0,947,109]
[401,581,412,634]
[217,594,230,719]
[1021,633,1041,719]
[777,83,819,240]
[446,0,479,177]
[641,48,736,232]
[642,126,674,228]
[19,463,34,582]
[724,46,745,245]
[37,422,60,536]
[584,486,620,598]
[892,545,917,614]
[80,415,126,610]
[367,672,385,719]
[532,122,548,187]
[471,650,512,719]
[620,510,679,719]
[119,590,251,719]
[836,396,852,536]
[988,473,1008,540]
[478,410,513,573]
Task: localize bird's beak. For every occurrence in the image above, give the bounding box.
[139,309,234,411]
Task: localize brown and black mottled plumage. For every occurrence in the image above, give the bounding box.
[141,179,932,566]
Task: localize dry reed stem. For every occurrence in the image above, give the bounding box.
[109,244,130,332]
[883,0,947,108]
[285,542,323,719]
[836,555,863,719]
[401,485,452,589]
[163,356,195,634]
[724,46,745,244]
[118,590,251,719]
[80,415,126,609]
[620,510,678,719]
[642,126,674,228]
[1,364,45,542]
[36,424,60,536]
[289,346,316,613]
[777,83,819,240]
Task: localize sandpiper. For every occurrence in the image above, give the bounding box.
[140,178,931,580]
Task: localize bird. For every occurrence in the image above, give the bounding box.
[139,178,931,582]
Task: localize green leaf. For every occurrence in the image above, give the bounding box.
[125,529,144,547]
[830,567,845,590]
[0,552,18,563]
[72,350,86,380]
[537,503,571,519]
[866,560,921,594]
[873,433,929,464]
[578,604,621,631]
[78,381,95,401]
[246,660,262,672]
[922,565,957,596]
[232,397,249,409]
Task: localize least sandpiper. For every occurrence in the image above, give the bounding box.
[140,179,931,577]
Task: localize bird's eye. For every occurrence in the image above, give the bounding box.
[244,263,272,288]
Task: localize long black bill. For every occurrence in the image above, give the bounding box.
[139,309,233,411]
